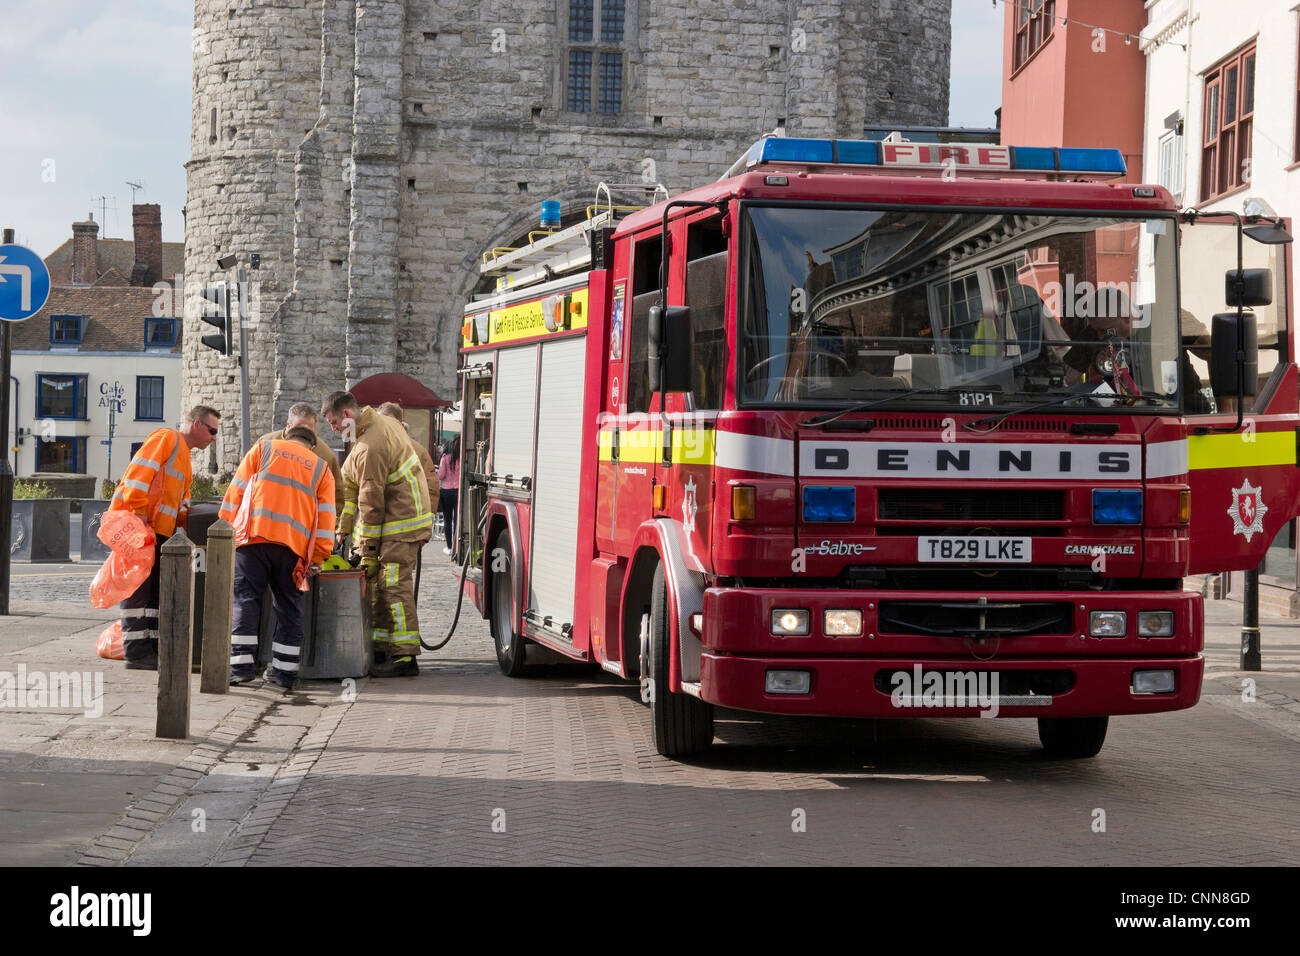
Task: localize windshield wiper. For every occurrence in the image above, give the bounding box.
[963,389,1171,433]
[802,388,956,427]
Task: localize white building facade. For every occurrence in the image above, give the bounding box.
[1143,0,1300,607]
[9,350,183,482]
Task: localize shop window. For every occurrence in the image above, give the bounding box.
[36,374,88,420]
[36,436,86,474]
[1263,519,1297,587]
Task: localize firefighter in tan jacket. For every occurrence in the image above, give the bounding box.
[322,390,433,677]
[376,402,439,498]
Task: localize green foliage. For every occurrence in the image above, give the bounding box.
[14,479,55,499]
[190,473,233,501]
[100,479,115,499]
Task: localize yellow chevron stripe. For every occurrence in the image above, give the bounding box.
[596,428,715,466]
[1188,431,1296,470]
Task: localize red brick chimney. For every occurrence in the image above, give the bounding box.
[130,203,163,287]
[71,215,99,284]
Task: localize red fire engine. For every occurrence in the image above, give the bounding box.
[454,137,1298,758]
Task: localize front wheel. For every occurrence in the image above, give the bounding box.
[489,531,527,677]
[1038,716,1108,758]
[648,564,713,757]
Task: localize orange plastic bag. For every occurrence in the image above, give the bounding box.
[97,509,155,552]
[88,511,157,609]
[96,621,125,660]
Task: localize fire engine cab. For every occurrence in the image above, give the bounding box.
[455,136,1299,759]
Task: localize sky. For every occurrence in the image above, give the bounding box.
[0,0,1004,259]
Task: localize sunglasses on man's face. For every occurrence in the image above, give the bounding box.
[205,424,219,436]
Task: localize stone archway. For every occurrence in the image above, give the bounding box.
[451,186,608,309]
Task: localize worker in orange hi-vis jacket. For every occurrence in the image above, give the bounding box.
[108,405,221,670]
[220,425,336,690]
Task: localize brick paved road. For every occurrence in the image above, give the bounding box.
[239,554,1300,866]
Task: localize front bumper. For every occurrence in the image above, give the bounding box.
[699,586,1203,717]
[700,653,1203,717]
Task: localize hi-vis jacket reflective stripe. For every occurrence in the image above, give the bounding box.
[337,407,433,556]
[109,428,192,537]
[255,427,346,512]
[219,439,337,564]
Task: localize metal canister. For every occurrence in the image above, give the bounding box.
[257,569,371,680]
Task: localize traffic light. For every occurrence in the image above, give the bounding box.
[200,282,231,355]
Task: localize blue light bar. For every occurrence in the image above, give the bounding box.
[745,137,1127,177]
[1012,146,1057,170]
[1093,489,1143,525]
[834,140,880,165]
[803,486,856,523]
[750,137,834,165]
[1058,147,1127,174]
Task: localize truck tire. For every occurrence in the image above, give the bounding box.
[490,531,527,677]
[1038,716,1108,758]
[648,563,714,757]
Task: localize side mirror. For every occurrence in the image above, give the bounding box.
[648,304,694,394]
[1209,312,1258,398]
[1225,268,1272,308]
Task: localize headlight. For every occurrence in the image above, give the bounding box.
[771,609,810,636]
[823,609,863,636]
[766,670,812,694]
[1132,669,1177,694]
[1137,610,1174,637]
[1089,610,1127,637]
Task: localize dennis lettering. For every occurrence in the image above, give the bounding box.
[801,442,1137,480]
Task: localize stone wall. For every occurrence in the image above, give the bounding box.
[188,0,952,472]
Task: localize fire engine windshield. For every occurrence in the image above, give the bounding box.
[739,205,1182,411]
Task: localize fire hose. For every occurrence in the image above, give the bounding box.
[418,502,485,651]
[330,501,481,653]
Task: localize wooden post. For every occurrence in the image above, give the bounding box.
[200,519,235,694]
[157,530,194,739]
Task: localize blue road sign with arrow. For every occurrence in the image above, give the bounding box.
[0,243,51,322]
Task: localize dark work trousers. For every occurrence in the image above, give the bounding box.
[121,535,167,663]
[230,542,304,686]
[439,488,457,550]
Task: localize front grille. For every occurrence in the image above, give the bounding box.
[873,669,1075,696]
[873,417,946,430]
[879,488,1064,522]
[994,418,1068,432]
[865,417,1068,432]
[845,566,1093,591]
[879,600,1074,637]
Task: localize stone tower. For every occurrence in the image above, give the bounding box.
[187,0,952,472]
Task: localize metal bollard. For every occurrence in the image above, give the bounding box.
[157,530,194,739]
[200,519,235,694]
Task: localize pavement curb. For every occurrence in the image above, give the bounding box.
[74,694,281,867]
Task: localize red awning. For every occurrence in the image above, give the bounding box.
[351,373,452,409]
